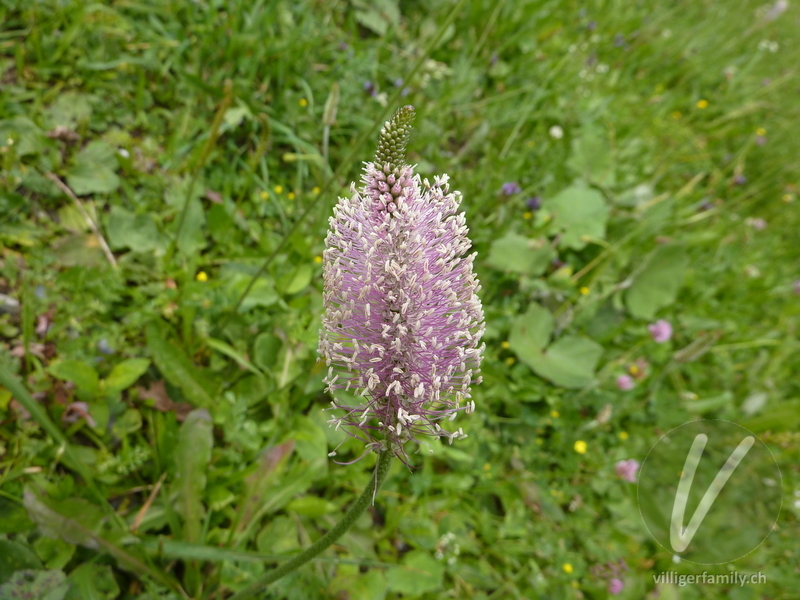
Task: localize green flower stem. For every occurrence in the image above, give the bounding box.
[227,451,393,600]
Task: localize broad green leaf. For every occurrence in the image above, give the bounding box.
[44,91,92,129]
[386,550,444,595]
[233,440,295,547]
[48,359,99,398]
[509,304,603,388]
[23,487,102,548]
[33,536,75,570]
[545,183,609,250]
[0,540,42,584]
[110,409,142,437]
[285,496,337,517]
[146,323,216,408]
[508,304,555,353]
[0,569,69,600]
[67,141,121,195]
[65,563,120,600]
[282,264,313,295]
[567,125,615,186]
[519,335,604,389]
[226,274,278,312]
[75,140,117,169]
[206,338,262,375]
[253,333,283,371]
[20,488,179,592]
[351,0,400,36]
[106,206,163,253]
[173,408,213,544]
[0,496,35,534]
[51,234,106,268]
[57,205,90,233]
[0,117,46,156]
[176,198,207,256]
[486,233,555,275]
[330,569,386,600]
[103,358,150,395]
[625,245,688,319]
[207,204,236,244]
[67,163,120,196]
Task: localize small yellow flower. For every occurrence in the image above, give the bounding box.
[483,463,491,471]
[523,211,532,220]
[563,563,574,574]
[196,271,208,282]
[501,341,510,349]
[550,410,560,418]
[574,440,587,454]
[619,431,629,441]
[259,190,269,200]
[671,111,682,119]
[505,357,516,366]
[287,192,296,200]
[579,286,589,295]
[696,99,709,109]
[312,186,321,194]
[313,255,323,264]
[756,127,766,136]
[274,185,283,194]
[299,98,308,107]
[629,364,640,375]
[782,193,794,203]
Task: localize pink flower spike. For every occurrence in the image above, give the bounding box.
[608,578,624,594]
[616,375,634,391]
[648,319,672,343]
[319,106,485,465]
[615,459,640,483]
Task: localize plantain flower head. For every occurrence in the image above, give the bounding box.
[318,106,485,464]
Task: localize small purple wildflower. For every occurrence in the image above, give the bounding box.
[615,459,639,482]
[756,135,767,146]
[648,319,673,343]
[747,217,767,231]
[338,41,349,52]
[394,78,404,87]
[697,199,714,212]
[319,106,485,464]
[616,375,634,391]
[364,80,377,97]
[734,174,747,185]
[613,33,626,47]
[97,338,114,355]
[608,578,625,594]
[526,196,542,211]
[587,20,597,31]
[490,53,499,66]
[401,87,411,97]
[502,182,521,196]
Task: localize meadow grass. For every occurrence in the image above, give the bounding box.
[0,0,798,598]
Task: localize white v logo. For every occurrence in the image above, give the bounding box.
[670,433,755,552]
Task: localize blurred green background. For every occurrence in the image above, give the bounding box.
[1,0,799,598]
